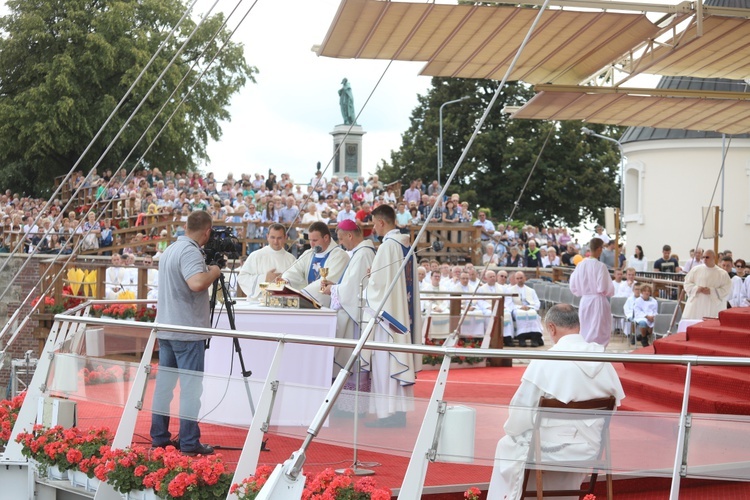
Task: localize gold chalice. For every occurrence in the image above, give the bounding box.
[259,282,270,305]
[320,267,329,292]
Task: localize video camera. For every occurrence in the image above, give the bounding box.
[204,226,241,267]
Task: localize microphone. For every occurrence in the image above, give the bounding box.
[312,245,323,254]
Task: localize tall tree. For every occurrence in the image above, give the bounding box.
[377,78,623,227]
[0,0,256,195]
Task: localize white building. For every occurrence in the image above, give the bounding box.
[621,76,750,268]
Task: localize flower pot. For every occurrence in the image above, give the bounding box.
[48,464,68,481]
[69,469,100,492]
[122,488,158,500]
[88,476,101,492]
[69,469,88,488]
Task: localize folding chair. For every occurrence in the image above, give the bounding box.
[609,296,628,337]
[521,395,616,500]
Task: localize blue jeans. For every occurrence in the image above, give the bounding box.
[150,339,205,451]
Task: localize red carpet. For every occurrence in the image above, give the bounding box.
[68,310,750,497]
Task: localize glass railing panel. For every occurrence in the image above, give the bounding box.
[685,413,750,481]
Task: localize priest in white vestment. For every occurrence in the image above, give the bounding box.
[683,250,731,320]
[281,221,349,307]
[105,254,126,299]
[479,270,514,342]
[321,219,376,414]
[569,238,615,346]
[421,271,448,313]
[120,253,139,295]
[363,205,421,428]
[488,304,625,500]
[321,219,376,373]
[237,223,295,298]
[508,272,544,347]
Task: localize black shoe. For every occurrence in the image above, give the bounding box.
[152,438,180,450]
[529,341,540,347]
[629,336,636,346]
[364,412,406,428]
[503,337,513,347]
[641,337,649,347]
[181,443,214,456]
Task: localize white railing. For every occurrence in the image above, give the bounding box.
[2,299,750,500]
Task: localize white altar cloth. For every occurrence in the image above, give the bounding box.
[202,299,336,426]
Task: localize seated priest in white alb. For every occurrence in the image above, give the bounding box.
[281,221,349,307]
[143,255,159,305]
[508,271,544,347]
[421,271,448,313]
[320,219,376,413]
[488,304,625,500]
[237,223,295,298]
[449,271,486,337]
[120,253,139,295]
[105,253,126,299]
[478,270,514,340]
[417,266,430,289]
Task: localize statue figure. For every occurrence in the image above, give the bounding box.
[338,78,356,125]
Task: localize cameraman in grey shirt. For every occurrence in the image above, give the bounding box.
[150,211,222,456]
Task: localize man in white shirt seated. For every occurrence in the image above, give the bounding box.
[488,304,625,499]
[237,223,295,298]
[417,266,430,289]
[509,271,544,347]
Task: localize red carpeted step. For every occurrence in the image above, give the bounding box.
[622,363,750,399]
[616,369,750,414]
[718,308,750,329]
[686,324,750,346]
[653,337,750,358]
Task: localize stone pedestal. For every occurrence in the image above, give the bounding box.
[330,124,366,178]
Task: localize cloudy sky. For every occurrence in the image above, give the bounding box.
[196,0,433,184]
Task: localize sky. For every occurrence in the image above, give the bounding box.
[195,0,433,184]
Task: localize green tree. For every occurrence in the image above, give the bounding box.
[0,0,256,195]
[377,77,624,227]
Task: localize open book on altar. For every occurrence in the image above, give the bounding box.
[264,282,322,309]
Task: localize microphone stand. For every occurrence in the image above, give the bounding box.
[332,241,441,477]
[335,273,376,476]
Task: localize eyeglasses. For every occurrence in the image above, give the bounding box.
[702,256,711,260]
[736,263,745,268]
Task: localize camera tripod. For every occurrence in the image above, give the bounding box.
[208,269,270,452]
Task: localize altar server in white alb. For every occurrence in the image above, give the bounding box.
[281,221,349,306]
[488,304,625,499]
[682,250,731,320]
[237,223,295,298]
[320,219,377,374]
[363,204,421,428]
[569,238,615,346]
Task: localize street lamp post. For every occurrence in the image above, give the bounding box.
[582,126,626,267]
[438,96,470,186]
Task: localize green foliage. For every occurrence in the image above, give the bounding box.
[376,77,624,227]
[0,0,257,195]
